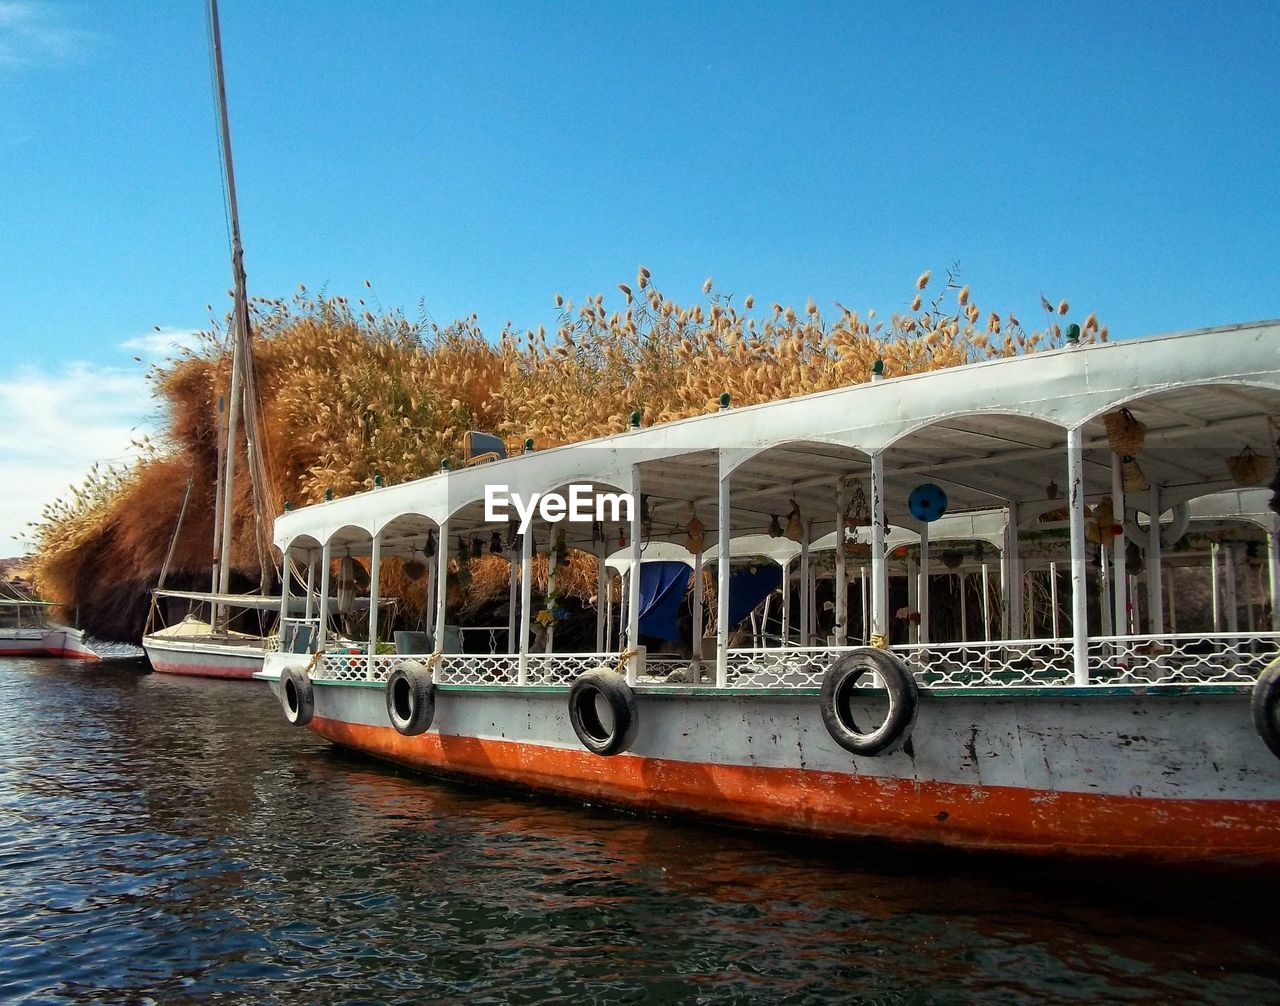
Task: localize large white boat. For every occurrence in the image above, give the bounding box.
[0,588,99,661]
[258,320,1280,866]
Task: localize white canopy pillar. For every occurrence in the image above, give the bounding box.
[918,522,930,644]
[595,539,607,652]
[1007,502,1022,638]
[981,563,992,642]
[279,545,291,632]
[1225,544,1240,632]
[304,556,315,622]
[434,517,449,653]
[715,453,732,687]
[1110,454,1128,635]
[1099,547,1113,636]
[834,479,848,645]
[1146,485,1164,634]
[507,552,519,653]
[782,557,793,645]
[604,571,614,651]
[1067,426,1090,685]
[905,551,919,644]
[367,532,381,678]
[1210,542,1222,631]
[1166,568,1177,633]
[517,525,533,685]
[626,466,643,684]
[1049,561,1060,639]
[859,565,869,643]
[1269,532,1280,633]
[317,541,331,649]
[799,531,811,646]
[998,532,1010,640]
[869,452,888,643]
[959,571,968,642]
[544,535,558,654]
[691,551,705,680]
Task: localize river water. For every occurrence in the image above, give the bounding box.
[1,658,1277,1004]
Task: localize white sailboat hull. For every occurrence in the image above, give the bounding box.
[0,625,99,660]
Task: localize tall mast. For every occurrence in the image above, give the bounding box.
[208,0,249,622]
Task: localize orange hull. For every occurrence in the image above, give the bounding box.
[311,716,1280,865]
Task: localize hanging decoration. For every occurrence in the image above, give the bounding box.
[843,484,870,528]
[941,550,964,570]
[1105,408,1147,456]
[1086,498,1123,547]
[767,514,783,538]
[424,529,438,557]
[1045,479,1059,500]
[618,525,627,548]
[908,483,949,522]
[506,524,519,551]
[490,532,503,554]
[1120,455,1148,493]
[1226,445,1269,487]
[684,505,705,554]
[785,499,805,542]
[640,495,653,540]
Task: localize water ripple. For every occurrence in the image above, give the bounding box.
[0,659,1277,1004]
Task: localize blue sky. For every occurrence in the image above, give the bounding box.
[1,0,1278,553]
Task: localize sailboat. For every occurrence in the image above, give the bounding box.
[0,582,99,660]
[142,0,285,680]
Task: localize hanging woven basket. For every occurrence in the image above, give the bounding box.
[1105,408,1147,456]
[1121,455,1149,493]
[1226,446,1269,487]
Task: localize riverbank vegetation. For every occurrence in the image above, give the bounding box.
[31,270,1102,641]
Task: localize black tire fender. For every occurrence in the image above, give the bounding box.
[568,669,638,756]
[386,661,436,736]
[1251,657,1280,760]
[280,665,315,727]
[820,648,918,756]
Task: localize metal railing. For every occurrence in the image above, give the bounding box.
[304,632,1279,691]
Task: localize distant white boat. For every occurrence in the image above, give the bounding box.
[0,593,99,661]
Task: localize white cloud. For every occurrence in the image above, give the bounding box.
[0,2,87,69]
[0,360,158,555]
[120,327,206,357]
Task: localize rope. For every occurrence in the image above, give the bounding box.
[300,648,325,677]
[614,648,639,674]
[870,633,889,650]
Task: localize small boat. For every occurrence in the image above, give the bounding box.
[257,319,1280,867]
[0,586,99,660]
[143,589,288,679]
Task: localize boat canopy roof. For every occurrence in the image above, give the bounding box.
[273,320,1280,558]
[153,589,398,612]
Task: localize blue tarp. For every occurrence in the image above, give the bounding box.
[635,560,783,641]
[726,564,783,626]
[637,561,692,642]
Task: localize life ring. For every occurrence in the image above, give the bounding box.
[820,648,918,756]
[280,665,315,727]
[1251,658,1280,760]
[1123,501,1191,550]
[386,661,435,736]
[568,669,638,756]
